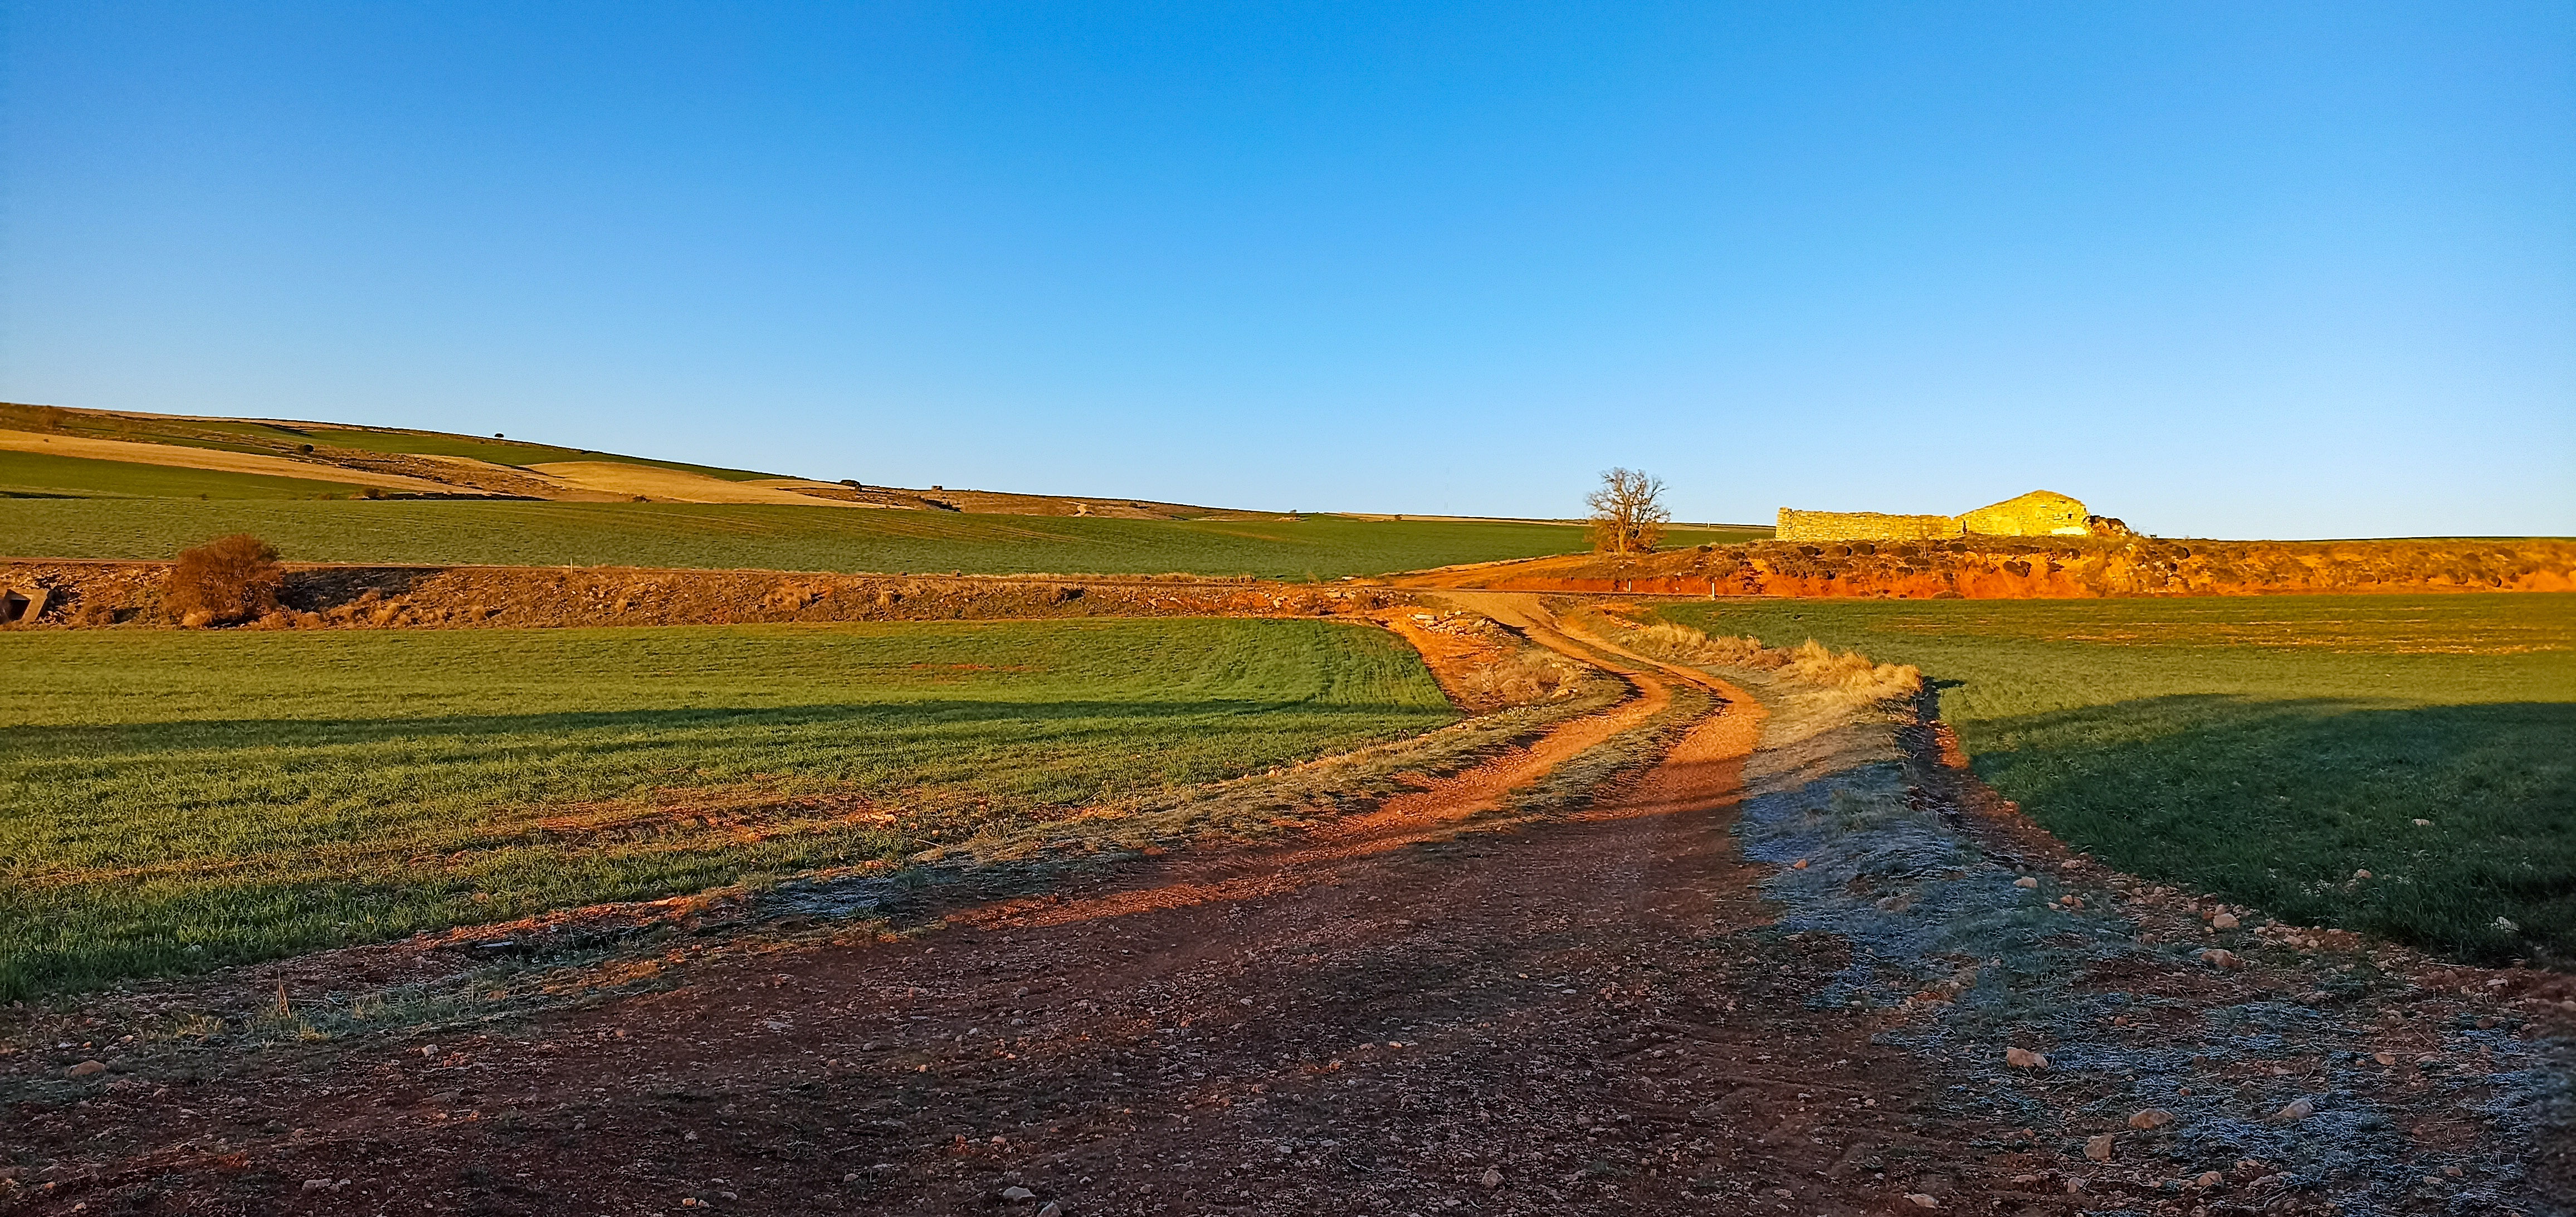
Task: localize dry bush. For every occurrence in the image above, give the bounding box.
[1779,638,1923,700]
[164,534,285,626]
[1625,621,1786,669]
[1621,619,1920,702]
[1461,649,1583,707]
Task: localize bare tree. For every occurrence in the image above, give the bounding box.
[1586,468,1670,555]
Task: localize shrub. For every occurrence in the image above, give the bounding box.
[164,534,285,626]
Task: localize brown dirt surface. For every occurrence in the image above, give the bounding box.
[2,599,2562,1216]
[1392,537,2576,598]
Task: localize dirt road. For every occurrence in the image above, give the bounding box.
[4,601,2562,1215]
[3,600,2024,1215]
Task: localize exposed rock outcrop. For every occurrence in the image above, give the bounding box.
[1396,536,2576,599]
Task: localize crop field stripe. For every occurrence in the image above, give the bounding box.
[0,450,369,499]
[0,499,1764,577]
[0,619,1458,997]
[1647,593,2576,963]
[290,428,782,481]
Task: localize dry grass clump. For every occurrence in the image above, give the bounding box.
[1627,621,1783,669]
[163,533,285,627]
[1778,637,1924,700]
[1623,619,1919,702]
[1460,649,1584,707]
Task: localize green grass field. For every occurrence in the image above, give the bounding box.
[0,450,369,500]
[0,619,1456,997]
[0,499,1759,578]
[1649,594,2576,965]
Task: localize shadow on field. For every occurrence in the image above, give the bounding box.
[1726,691,2568,1210]
[1957,694,2575,963]
[277,565,440,606]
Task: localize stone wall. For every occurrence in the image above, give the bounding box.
[1776,509,1963,543]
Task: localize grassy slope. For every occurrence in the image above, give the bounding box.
[42,414,316,459]
[0,619,1456,996]
[0,499,1755,578]
[0,450,368,499]
[296,427,780,481]
[22,407,781,483]
[1650,595,2576,964]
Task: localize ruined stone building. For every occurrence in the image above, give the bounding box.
[1959,490,2092,537]
[1775,490,2097,543]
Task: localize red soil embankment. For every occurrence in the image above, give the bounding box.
[1394,536,2576,598]
[0,560,1407,630]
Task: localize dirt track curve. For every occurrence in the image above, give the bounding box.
[8,598,2563,1216]
[2,598,2053,1216]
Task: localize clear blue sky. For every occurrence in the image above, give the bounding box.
[5,3,2570,537]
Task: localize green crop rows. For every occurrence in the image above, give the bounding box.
[0,619,1457,997]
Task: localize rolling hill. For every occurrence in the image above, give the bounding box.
[0,401,1771,576]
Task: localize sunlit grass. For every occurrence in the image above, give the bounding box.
[0,619,1457,997]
